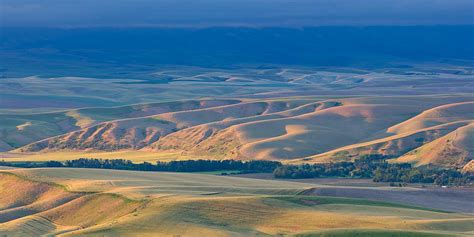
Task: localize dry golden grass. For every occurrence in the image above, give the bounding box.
[1,150,204,163]
[4,95,473,170]
[14,98,311,153]
[303,120,472,164]
[8,168,310,198]
[152,96,474,165]
[0,215,80,236]
[0,173,79,212]
[387,102,474,134]
[397,122,474,167]
[463,160,474,173]
[60,195,474,236]
[0,98,241,152]
[40,193,141,228]
[0,168,472,236]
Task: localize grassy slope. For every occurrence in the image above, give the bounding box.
[0,168,472,236]
[8,168,311,197]
[1,92,472,169]
[305,120,472,164]
[67,195,473,236]
[0,99,240,151]
[1,150,197,163]
[2,64,472,166]
[397,123,474,167]
[168,96,474,165]
[14,98,314,152]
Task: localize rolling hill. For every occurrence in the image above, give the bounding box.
[396,122,474,168]
[0,99,240,151]
[11,95,473,169]
[0,168,472,236]
[1,65,473,170]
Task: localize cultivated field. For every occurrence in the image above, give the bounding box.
[0,167,472,236]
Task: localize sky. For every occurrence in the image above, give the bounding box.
[1,0,474,27]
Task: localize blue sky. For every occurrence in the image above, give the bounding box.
[1,0,474,27]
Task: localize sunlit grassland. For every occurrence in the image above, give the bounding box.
[1,167,473,236]
[1,150,208,163]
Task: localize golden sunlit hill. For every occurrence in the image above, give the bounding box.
[8,94,474,170]
[397,123,474,168]
[3,65,473,170]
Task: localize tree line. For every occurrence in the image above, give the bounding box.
[0,158,280,173]
[273,155,472,186]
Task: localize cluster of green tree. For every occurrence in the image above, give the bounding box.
[273,155,472,186]
[373,165,470,186]
[273,155,386,178]
[0,158,280,173]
